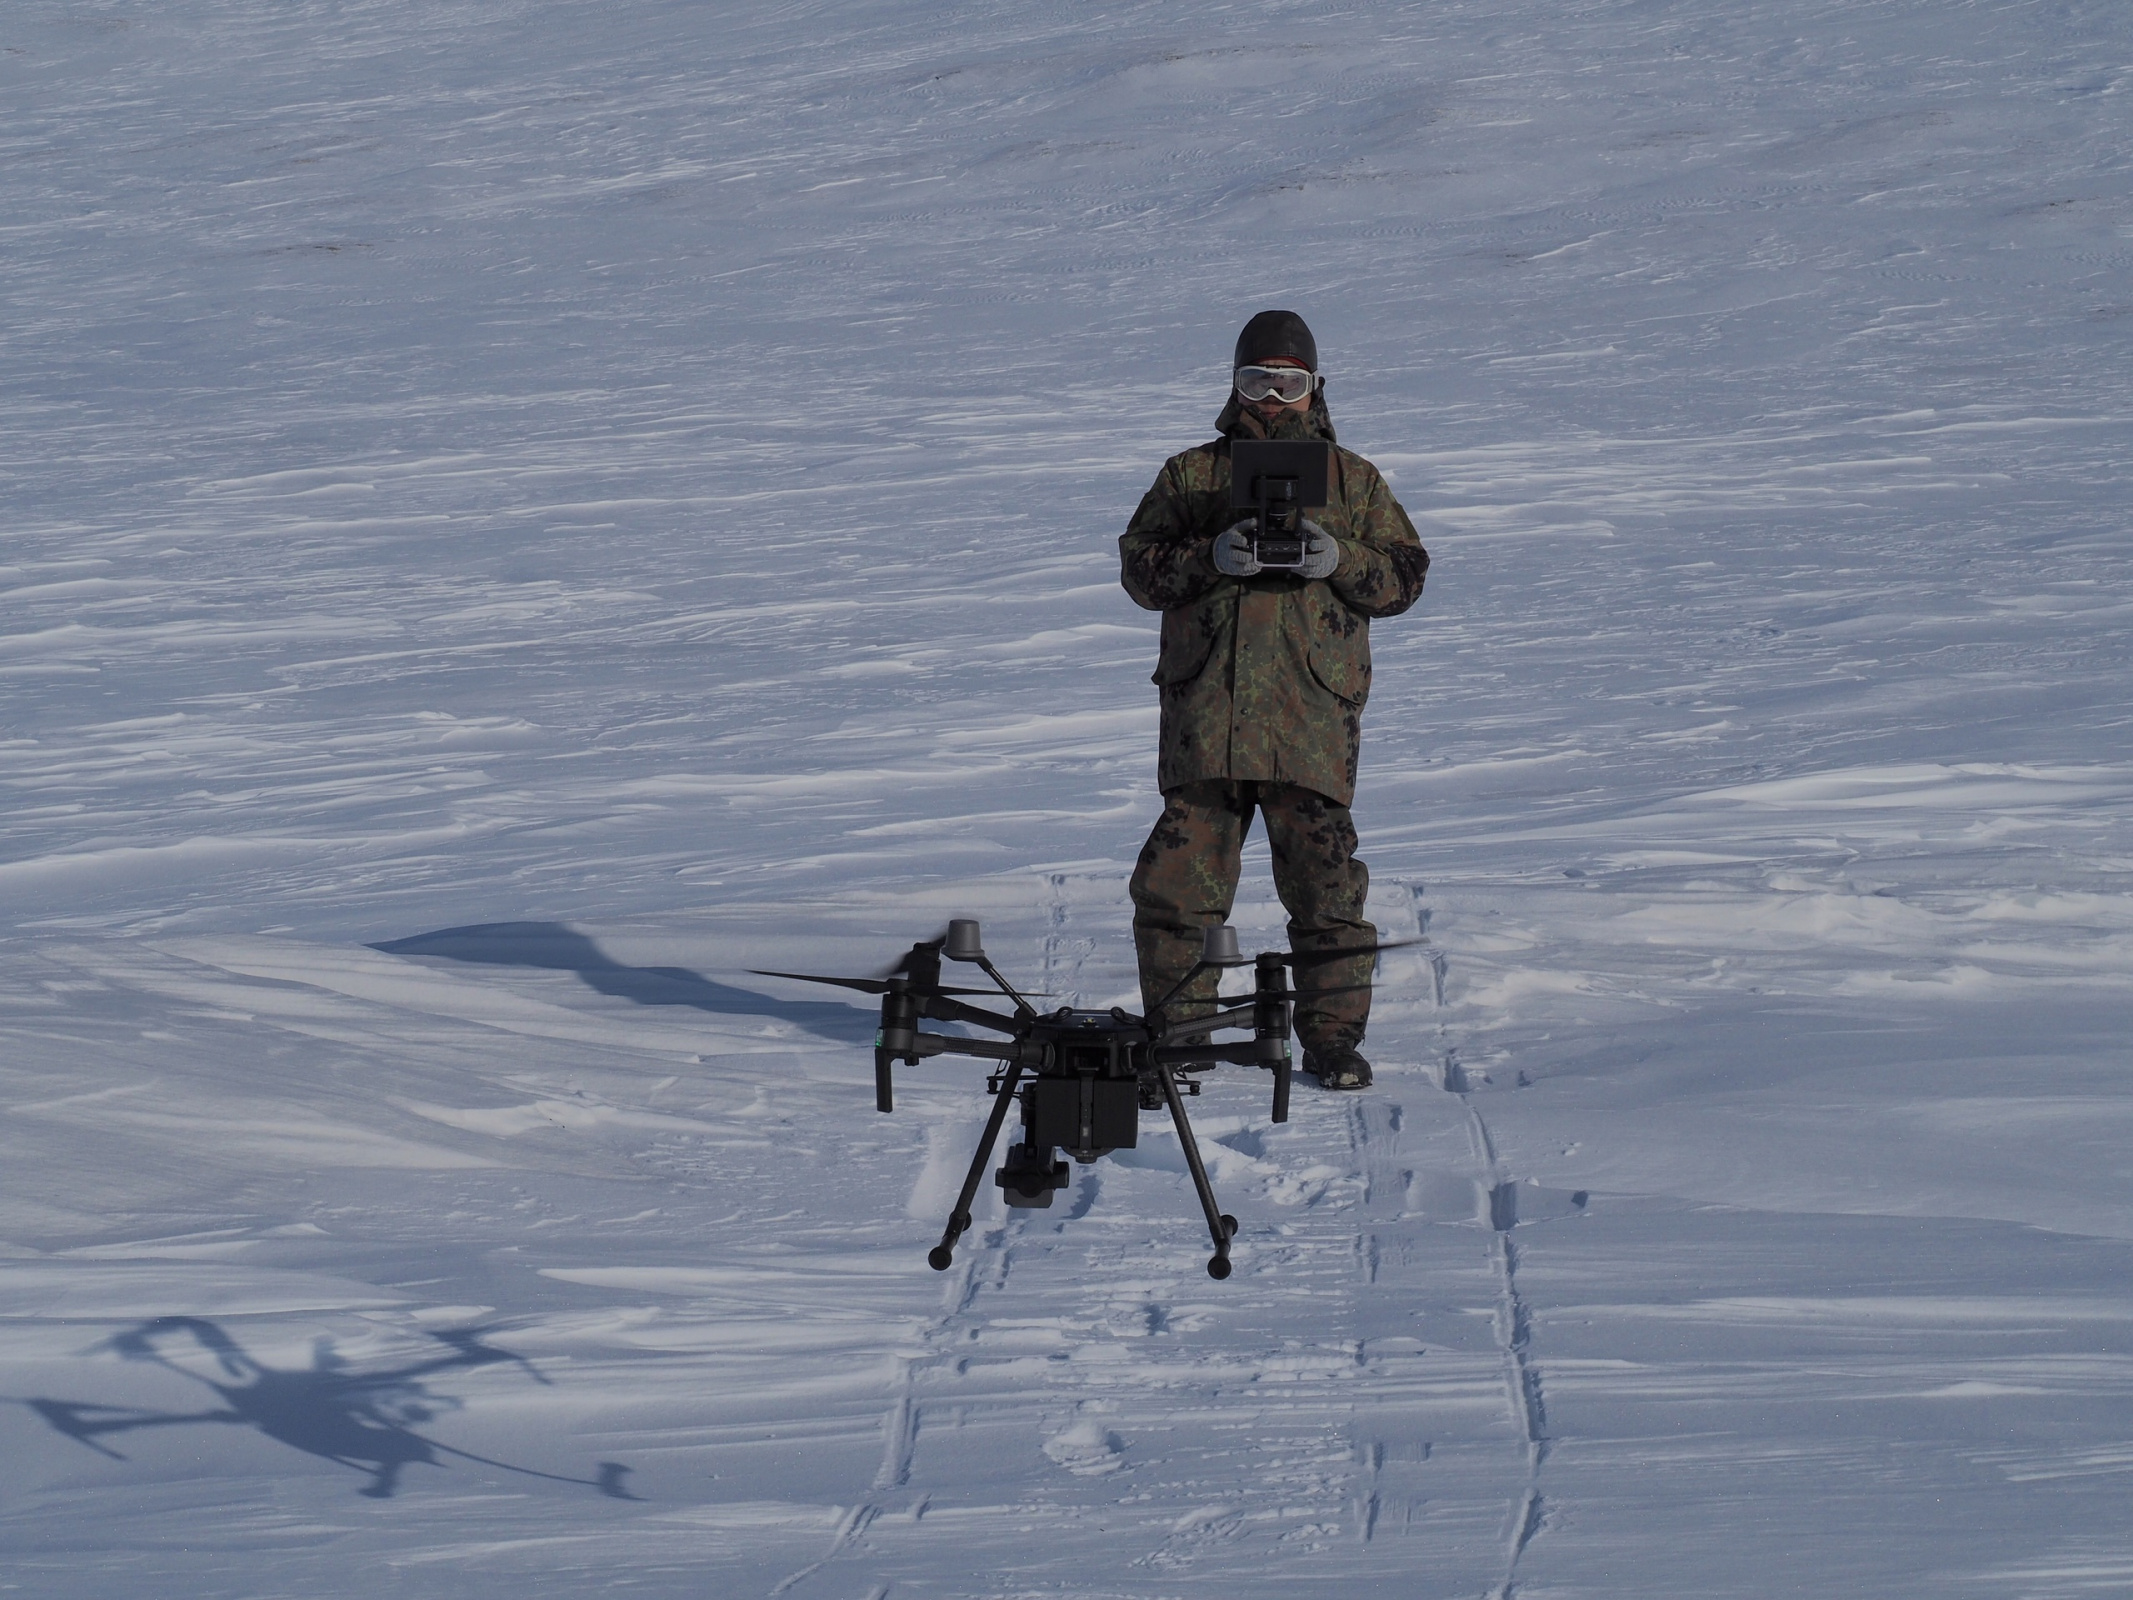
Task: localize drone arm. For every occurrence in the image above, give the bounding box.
[918,993,1025,1034]
[1150,955,1298,1123]
[1154,1037,1286,1071]
[876,974,1027,1112]
[1147,958,1217,1020]
[913,1033,1028,1064]
[877,1028,1037,1110]
[1151,1001,1260,1047]
[971,955,1037,1019]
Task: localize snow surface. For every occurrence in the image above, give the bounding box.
[4,0,2132,1594]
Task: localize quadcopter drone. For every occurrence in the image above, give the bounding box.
[756,921,1408,1280]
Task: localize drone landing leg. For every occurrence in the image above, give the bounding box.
[1155,1063,1239,1280]
[927,1062,1025,1272]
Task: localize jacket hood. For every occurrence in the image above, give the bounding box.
[1216,387,1338,445]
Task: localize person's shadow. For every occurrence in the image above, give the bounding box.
[23,1317,637,1501]
[371,922,877,1043]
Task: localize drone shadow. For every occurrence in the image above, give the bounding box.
[21,1316,637,1501]
[371,921,876,1044]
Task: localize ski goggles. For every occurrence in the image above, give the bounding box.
[1233,364,1319,405]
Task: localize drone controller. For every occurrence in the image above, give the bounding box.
[1229,439,1331,571]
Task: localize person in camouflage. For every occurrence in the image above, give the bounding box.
[1119,310,1429,1090]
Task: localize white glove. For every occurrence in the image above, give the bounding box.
[1211,522,1262,578]
[1295,519,1341,581]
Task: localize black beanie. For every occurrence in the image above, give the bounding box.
[1234,309,1317,371]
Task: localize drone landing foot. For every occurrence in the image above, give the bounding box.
[928,1062,1026,1271]
[1156,1063,1238,1279]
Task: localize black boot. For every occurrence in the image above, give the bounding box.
[1302,1044,1372,1091]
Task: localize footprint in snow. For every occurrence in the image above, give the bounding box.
[1043,1418,1125,1476]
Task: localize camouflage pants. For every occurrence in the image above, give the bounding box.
[1128,779,1375,1051]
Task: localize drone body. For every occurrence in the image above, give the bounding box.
[758,919,1405,1280]
[988,1011,1152,1199]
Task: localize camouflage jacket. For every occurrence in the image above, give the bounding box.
[1118,393,1429,806]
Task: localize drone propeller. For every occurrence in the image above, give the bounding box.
[1265,977,1380,999]
[750,969,996,998]
[1164,977,1379,1026]
[876,933,949,983]
[1277,938,1425,969]
[871,921,1055,1013]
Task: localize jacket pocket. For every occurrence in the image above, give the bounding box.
[1306,628,1372,708]
[1153,607,1218,686]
